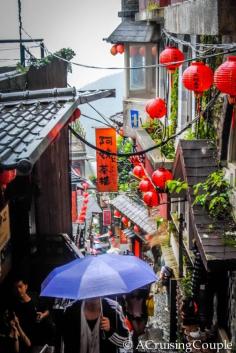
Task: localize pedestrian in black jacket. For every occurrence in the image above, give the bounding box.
[63,297,130,353]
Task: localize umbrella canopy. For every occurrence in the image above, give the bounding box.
[41,254,157,300]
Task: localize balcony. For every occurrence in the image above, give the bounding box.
[135,0,170,22]
[135,127,173,171]
[164,0,236,36]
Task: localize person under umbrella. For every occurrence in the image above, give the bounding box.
[63,296,129,353]
[40,254,157,353]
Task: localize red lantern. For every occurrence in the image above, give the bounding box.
[214,56,236,104]
[121,216,129,226]
[118,127,124,136]
[81,206,87,212]
[83,198,89,204]
[110,45,117,56]
[82,182,89,190]
[152,167,173,190]
[83,192,89,198]
[130,47,138,57]
[78,215,86,222]
[133,165,145,179]
[145,234,153,241]
[139,179,154,192]
[182,62,213,96]
[151,46,157,57]
[117,44,124,54]
[73,108,81,120]
[114,210,121,218]
[160,47,184,72]
[139,46,146,56]
[0,169,16,187]
[146,98,167,119]
[108,230,113,236]
[143,191,159,207]
[134,225,140,233]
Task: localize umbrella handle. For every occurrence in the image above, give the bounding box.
[100,298,106,340]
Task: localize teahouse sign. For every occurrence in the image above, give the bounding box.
[96,128,118,192]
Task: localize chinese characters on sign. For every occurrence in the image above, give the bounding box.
[103,209,111,226]
[96,128,118,192]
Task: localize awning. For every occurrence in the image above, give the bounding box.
[105,20,160,44]
[173,140,236,271]
[123,229,136,238]
[110,195,157,235]
[0,87,115,173]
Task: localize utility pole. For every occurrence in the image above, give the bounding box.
[178,213,184,278]
[17,0,25,66]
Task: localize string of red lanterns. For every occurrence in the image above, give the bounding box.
[77,182,90,224]
[110,44,125,56]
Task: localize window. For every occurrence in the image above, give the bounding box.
[126,44,157,98]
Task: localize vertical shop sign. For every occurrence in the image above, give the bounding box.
[103,209,111,226]
[96,128,118,192]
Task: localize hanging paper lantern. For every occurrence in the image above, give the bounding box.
[117,44,124,54]
[139,179,154,193]
[182,62,213,96]
[81,205,87,212]
[146,98,167,119]
[0,169,16,187]
[133,165,145,178]
[110,45,117,56]
[114,210,121,218]
[214,56,236,104]
[151,46,157,57]
[82,182,89,190]
[152,167,173,190]
[83,192,89,198]
[121,216,129,226]
[160,47,185,72]
[134,225,140,233]
[73,108,81,120]
[108,230,113,236]
[139,46,146,56]
[145,234,153,241]
[118,127,124,136]
[130,47,138,57]
[78,215,86,222]
[143,191,159,207]
[83,198,89,204]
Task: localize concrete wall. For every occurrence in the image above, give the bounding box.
[164,0,236,36]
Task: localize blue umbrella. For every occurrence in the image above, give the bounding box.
[41,254,157,300]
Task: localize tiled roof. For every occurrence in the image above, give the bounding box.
[105,20,160,43]
[109,112,123,127]
[110,195,157,234]
[0,87,115,173]
[173,139,236,270]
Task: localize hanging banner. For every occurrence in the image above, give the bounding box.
[103,209,111,226]
[96,128,118,192]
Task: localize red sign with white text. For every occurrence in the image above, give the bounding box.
[96,128,118,192]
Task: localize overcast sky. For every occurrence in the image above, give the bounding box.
[0,0,123,87]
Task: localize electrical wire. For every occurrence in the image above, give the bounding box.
[69,91,220,157]
[81,113,116,129]
[85,100,116,129]
[22,27,236,71]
